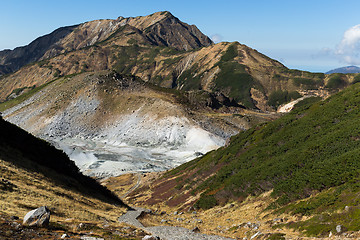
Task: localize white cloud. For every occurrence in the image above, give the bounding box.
[210,34,223,43]
[335,24,360,65]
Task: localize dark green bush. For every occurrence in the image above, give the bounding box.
[195,195,217,209]
[268,90,301,108]
[352,74,360,84]
[326,73,347,89]
[221,43,238,62]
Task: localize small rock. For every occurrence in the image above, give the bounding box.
[10,222,21,229]
[61,233,69,239]
[345,206,350,211]
[194,218,203,223]
[80,237,104,240]
[192,227,200,233]
[142,235,160,240]
[10,216,19,220]
[23,206,50,227]
[173,211,178,215]
[192,211,197,215]
[329,231,333,237]
[336,225,342,233]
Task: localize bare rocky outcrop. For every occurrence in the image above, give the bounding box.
[23,206,50,227]
[3,71,255,177]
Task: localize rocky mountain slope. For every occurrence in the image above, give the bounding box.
[1,70,268,176]
[0,115,141,236]
[131,81,360,237]
[1,11,356,112]
[0,11,212,76]
[0,114,124,205]
[1,10,357,179]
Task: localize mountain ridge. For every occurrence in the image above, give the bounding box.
[326,65,360,74]
[0,11,212,76]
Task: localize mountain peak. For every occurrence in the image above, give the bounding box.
[326,65,360,74]
[0,11,212,76]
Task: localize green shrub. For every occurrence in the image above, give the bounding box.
[293,96,321,110]
[53,68,61,78]
[195,195,217,209]
[221,43,238,62]
[293,78,323,89]
[352,74,360,84]
[326,73,347,89]
[214,60,256,108]
[267,233,286,240]
[268,90,301,108]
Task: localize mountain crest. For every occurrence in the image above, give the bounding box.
[0,11,212,76]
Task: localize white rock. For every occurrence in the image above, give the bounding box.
[61,233,69,239]
[250,231,261,240]
[23,206,50,227]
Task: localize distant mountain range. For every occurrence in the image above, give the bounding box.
[326,65,360,74]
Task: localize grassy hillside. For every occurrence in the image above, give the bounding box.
[134,82,360,235]
[179,82,360,203]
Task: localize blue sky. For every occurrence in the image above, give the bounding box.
[1,0,359,72]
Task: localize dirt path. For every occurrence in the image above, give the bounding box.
[121,173,141,198]
[118,208,234,240]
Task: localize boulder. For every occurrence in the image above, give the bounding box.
[23,206,50,227]
[142,235,160,240]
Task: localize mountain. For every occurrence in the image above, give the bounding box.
[1,11,357,178]
[132,82,360,236]
[3,10,360,239]
[1,70,269,177]
[0,33,344,111]
[0,11,212,76]
[326,65,360,74]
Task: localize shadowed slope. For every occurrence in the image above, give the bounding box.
[0,115,125,206]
